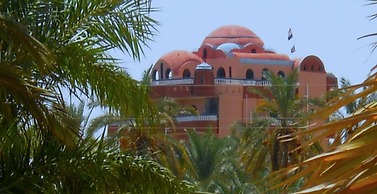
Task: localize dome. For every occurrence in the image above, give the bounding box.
[202,25,264,47]
[158,50,204,73]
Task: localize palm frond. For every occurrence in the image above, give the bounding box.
[0,125,196,193]
[86,113,129,138]
[271,68,377,193]
[58,0,158,60]
[0,14,56,70]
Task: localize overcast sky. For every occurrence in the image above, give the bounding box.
[111,0,377,85]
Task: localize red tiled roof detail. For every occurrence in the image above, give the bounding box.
[158,50,204,75]
[202,25,264,46]
[232,52,290,60]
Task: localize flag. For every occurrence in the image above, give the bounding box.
[288,28,293,40]
[291,45,296,53]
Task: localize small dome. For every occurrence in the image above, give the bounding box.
[157,50,204,74]
[196,63,212,70]
[202,25,264,47]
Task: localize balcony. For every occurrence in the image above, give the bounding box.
[175,115,218,122]
[174,115,219,135]
[214,78,270,86]
[151,78,194,86]
[151,78,271,86]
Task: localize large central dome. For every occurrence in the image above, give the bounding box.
[201,25,264,47]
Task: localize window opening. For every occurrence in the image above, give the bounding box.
[217,67,226,78]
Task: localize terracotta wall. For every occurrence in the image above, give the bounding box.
[206,58,293,80]
[298,71,327,98]
[216,85,244,137]
[150,85,193,98]
[326,75,338,91]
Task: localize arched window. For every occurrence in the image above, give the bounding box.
[303,64,307,71]
[262,68,268,80]
[183,69,191,78]
[311,65,315,71]
[165,68,172,79]
[168,71,173,79]
[228,67,232,78]
[153,70,159,80]
[251,49,256,53]
[217,67,226,78]
[246,69,254,79]
[203,48,207,59]
[278,71,285,78]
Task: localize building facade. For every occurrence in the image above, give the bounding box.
[149,25,338,139]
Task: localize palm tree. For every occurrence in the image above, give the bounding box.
[0,0,196,192]
[0,0,160,143]
[270,66,377,193]
[247,69,320,172]
[234,119,274,188]
[0,124,196,193]
[183,130,259,193]
[234,69,324,192]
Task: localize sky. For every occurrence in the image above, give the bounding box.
[112,0,377,86]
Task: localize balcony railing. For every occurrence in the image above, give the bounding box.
[151,78,193,86]
[214,78,270,86]
[176,115,218,122]
[151,78,271,86]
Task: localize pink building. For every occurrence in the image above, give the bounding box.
[149,25,337,139]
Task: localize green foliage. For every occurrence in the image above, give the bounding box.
[234,69,324,193]
[0,0,195,193]
[235,120,272,180]
[0,126,195,193]
[247,69,316,172]
[0,0,160,144]
[271,68,377,193]
[183,130,260,194]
